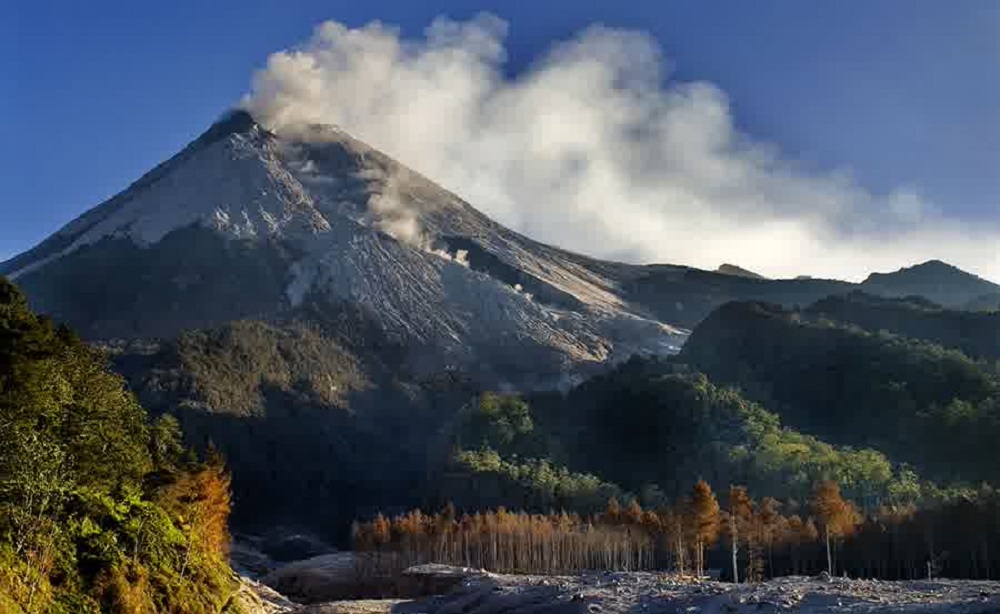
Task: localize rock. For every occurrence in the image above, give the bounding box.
[264,552,392,603]
[398,564,481,596]
[227,575,298,613]
[231,540,279,578]
[814,571,832,583]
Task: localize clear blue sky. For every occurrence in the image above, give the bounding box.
[3,0,998,262]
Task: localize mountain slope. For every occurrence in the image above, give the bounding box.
[806,291,1000,360]
[680,301,1000,484]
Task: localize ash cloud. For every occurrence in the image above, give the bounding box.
[244,14,999,282]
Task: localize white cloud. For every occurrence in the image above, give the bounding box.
[244,14,999,283]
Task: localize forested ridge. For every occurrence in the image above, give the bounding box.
[0,278,241,613]
[805,291,999,360]
[681,300,1000,484]
[436,366,903,513]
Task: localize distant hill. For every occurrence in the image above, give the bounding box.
[860,260,1000,308]
[806,291,1000,360]
[623,265,853,328]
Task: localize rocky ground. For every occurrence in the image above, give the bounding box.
[242,564,1000,613]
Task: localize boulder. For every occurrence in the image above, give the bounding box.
[398,564,482,596]
[265,552,380,603]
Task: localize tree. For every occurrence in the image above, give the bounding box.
[687,480,721,577]
[726,485,753,583]
[0,277,239,612]
[757,497,782,578]
[466,392,534,448]
[811,481,858,575]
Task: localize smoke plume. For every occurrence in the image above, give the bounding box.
[244,14,999,282]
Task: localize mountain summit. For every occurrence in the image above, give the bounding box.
[860,259,1000,308]
[2,111,684,384]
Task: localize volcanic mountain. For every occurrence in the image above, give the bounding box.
[2,111,689,386]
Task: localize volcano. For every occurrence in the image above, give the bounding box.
[2,111,687,386]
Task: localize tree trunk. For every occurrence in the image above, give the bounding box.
[825,526,833,575]
[732,540,739,584]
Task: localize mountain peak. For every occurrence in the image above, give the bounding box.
[198,108,260,142]
[865,259,979,282]
[861,259,999,308]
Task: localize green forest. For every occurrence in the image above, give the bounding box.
[0,279,245,613]
[680,300,1000,483]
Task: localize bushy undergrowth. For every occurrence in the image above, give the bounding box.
[0,277,239,613]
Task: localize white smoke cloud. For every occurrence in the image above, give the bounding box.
[244,14,999,283]
[367,172,427,247]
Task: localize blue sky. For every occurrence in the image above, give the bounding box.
[2,0,998,277]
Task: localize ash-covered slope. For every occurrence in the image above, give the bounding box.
[3,111,684,384]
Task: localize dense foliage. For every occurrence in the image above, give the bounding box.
[806,291,999,360]
[681,301,1000,484]
[516,360,899,505]
[0,278,240,613]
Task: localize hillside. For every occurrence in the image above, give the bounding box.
[0,278,250,613]
[680,301,1000,484]
[485,358,903,505]
[103,319,921,539]
[621,265,854,328]
[806,291,1000,359]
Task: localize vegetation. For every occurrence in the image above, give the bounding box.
[806,291,999,360]
[109,315,452,540]
[682,301,1000,483]
[0,278,239,613]
[162,320,367,416]
[442,448,624,513]
[517,360,903,504]
[354,478,1000,582]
